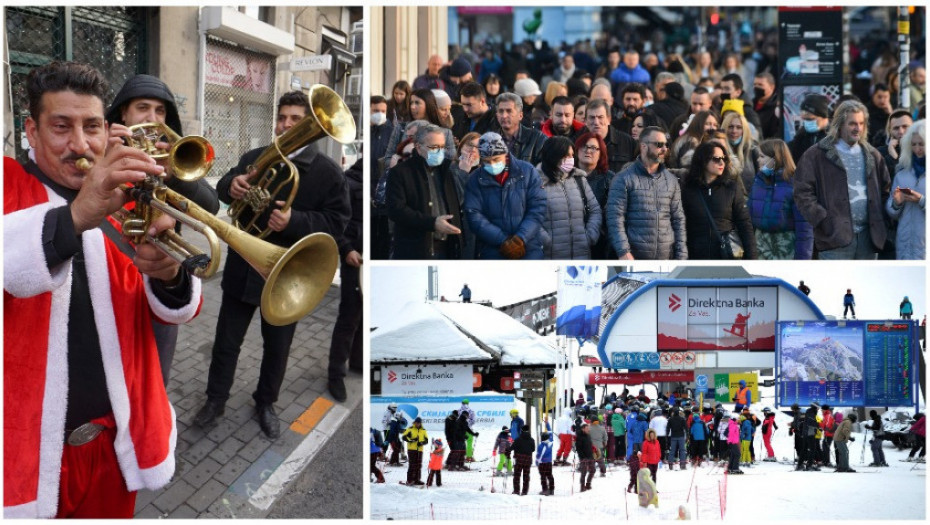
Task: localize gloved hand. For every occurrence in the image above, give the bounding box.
[474,432,480,437]
[849,437,855,442]
[499,235,526,259]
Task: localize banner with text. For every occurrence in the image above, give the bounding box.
[556,266,603,339]
[381,364,474,396]
[658,286,778,351]
[371,395,515,434]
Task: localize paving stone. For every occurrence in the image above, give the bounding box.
[168,504,200,519]
[182,456,222,488]
[213,455,252,486]
[180,435,217,465]
[209,436,245,464]
[135,503,166,519]
[152,479,196,514]
[188,479,228,512]
[238,435,272,462]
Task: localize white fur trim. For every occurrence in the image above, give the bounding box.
[4,501,38,519]
[84,229,176,492]
[143,273,202,324]
[33,267,73,518]
[3,198,71,298]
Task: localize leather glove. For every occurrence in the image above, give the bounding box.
[499,235,526,259]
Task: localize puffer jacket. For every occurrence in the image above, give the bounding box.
[464,155,547,259]
[794,136,891,252]
[588,422,608,450]
[885,165,926,260]
[606,158,688,259]
[748,170,814,259]
[680,174,758,259]
[508,124,548,166]
[537,166,601,259]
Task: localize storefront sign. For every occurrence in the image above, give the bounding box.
[205,44,272,93]
[588,371,694,384]
[371,395,514,434]
[381,364,474,396]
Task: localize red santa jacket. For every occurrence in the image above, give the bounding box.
[3,157,202,518]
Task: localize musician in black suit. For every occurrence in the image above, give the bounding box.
[193,91,351,439]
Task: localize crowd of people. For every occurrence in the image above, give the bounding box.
[371,29,926,261]
[370,387,928,496]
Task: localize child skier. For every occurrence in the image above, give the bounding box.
[427,439,445,487]
[627,451,642,493]
[493,426,513,476]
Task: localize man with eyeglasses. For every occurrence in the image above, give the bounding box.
[386,124,463,259]
[452,82,499,141]
[606,126,687,260]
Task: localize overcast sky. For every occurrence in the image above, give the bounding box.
[371,263,926,329]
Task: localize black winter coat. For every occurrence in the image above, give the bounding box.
[511,432,536,456]
[507,125,548,166]
[216,145,350,305]
[667,415,688,438]
[680,174,758,259]
[386,152,464,259]
[575,430,594,459]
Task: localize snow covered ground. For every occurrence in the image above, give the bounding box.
[371,377,926,521]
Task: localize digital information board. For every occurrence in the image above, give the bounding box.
[776,320,917,407]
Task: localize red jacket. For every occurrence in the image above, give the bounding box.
[821,411,835,437]
[429,446,445,470]
[540,118,584,138]
[3,158,202,518]
[641,438,662,465]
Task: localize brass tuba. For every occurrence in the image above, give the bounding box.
[227,84,357,238]
[77,127,339,326]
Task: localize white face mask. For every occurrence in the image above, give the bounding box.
[371,112,387,126]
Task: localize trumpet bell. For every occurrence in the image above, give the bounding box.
[260,232,340,326]
[170,135,215,182]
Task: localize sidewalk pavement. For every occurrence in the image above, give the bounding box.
[133,239,362,518]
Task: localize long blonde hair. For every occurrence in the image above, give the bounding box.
[721,112,753,166]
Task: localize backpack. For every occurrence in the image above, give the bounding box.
[373,171,390,208]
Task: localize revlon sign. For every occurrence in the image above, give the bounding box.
[658,286,777,351]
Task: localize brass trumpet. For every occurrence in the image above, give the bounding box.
[77,128,339,326]
[228,84,357,238]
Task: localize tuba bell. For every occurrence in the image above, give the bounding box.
[227,84,357,238]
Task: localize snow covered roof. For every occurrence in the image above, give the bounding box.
[370,301,495,364]
[371,301,560,367]
[432,302,561,367]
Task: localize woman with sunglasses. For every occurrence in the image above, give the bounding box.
[680,141,757,259]
[574,132,615,258]
[748,139,813,259]
[536,136,601,259]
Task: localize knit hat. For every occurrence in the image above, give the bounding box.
[414,417,423,424]
[664,82,685,101]
[502,425,509,432]
[721,98,744,117]
[431,89,452,108]
[478,132,508,158]
[449,57,472,78]
[513,78,542,98]
[800,94,831,118]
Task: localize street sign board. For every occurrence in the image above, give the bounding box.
[696,374,708,388]
[291,54,332,72]
[611,352,660,370]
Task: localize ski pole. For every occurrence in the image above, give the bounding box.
[860,426,869,465]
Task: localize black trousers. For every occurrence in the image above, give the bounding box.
[538,463,554,492]
[328,262,362,381]
[152,322,178,386]
[206,292,297,405]
[426,469,442,486]
[407,450,423,484]
[513,454,532,494]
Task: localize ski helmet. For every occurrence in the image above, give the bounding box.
[502,425,509,432]
[462,398,470,404]
[510,409,520,416]
[388,402,398,410]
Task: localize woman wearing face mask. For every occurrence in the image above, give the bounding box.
[747,139,813,259]
[535,137,601,259]
[385,124,464,260]
[680,141,757,259]
[383,89,457,167]
[463,132,547,259]
[387,80,411,124]
[721,112,760,193]
[886,120,926,259]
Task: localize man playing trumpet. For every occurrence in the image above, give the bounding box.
[4,61,202,518]
[193,91,350,439]
[106,74,220,386]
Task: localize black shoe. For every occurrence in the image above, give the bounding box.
[193,399,225,429]
[256,403,281,439]
[328,378,347,402]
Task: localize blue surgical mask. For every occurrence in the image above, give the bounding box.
[484,161,505,175]
[803,119,820,134]
[760,165,775,176]
[729,136,742,146]
[426,149,444,167]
